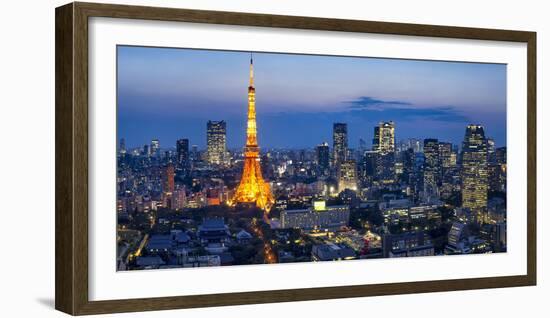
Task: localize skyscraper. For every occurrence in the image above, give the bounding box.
[489,146,507,193]
[496,146,506,164]
[373,121,396,183]
[333,123,348,167]
[438,142,458,200]
[438,142,454,168]
[163,163,175,194]
[143,144,149,157]
[461,125,488,215]
[402,147,415,186]
[206,120,227,166]
[372,121,395,154]
[423,139,440,198]
[232,55,274,211]
[151,139,160,157]
[191,145,199,162]
[363,151,378,181]
[176,138,189,170]
[338,160,358,192]
[316,142,330,176]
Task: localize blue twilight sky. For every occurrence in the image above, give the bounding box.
[117,46,507,150]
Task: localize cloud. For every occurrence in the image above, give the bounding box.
[347,96,412,110]
[345,96,469,122]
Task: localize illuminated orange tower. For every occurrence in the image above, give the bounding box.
[232,55,274,211]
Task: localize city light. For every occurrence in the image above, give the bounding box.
[116,50,507,271]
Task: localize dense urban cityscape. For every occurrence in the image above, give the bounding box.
[117,57,507,271]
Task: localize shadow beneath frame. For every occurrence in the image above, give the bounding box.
[36,297,55,309]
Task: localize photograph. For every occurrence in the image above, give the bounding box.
[116,46,507,271]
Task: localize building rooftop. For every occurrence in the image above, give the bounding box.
[146,234,173,251]
[236,229,253,240]
[199,218,227,230]
[136,256,165,267]
[312,243,356,261]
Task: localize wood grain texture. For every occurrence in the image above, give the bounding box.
[55,2,75,314]
[526,33,537,286]
[55,2,537,315]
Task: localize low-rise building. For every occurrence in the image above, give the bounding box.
[383,232,434,258]
[312,243,356,261]
[280,201,349,232]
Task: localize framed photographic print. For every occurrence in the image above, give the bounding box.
[55,2,536,315]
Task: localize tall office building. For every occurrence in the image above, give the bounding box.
[206,120,227,166]
[372,122,396,183]
[438,142,455,168]
[489,146,507,193]
[438,142,458,200]
[402,148,415,185]
[176,138,189,170]
[461,125,488,214]
[162,163,175,194]
[423,139,440,198]
[363,151,378,180]
[191,145,199,162]
[316,142,330,176]
[372,121,395,154]
[337,160,358,192]
[143,144,150,157]
[495,146,506,164]
[151,139,160,157]
[333,123,348,166]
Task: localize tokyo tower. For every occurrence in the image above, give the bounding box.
[232,55,274,211]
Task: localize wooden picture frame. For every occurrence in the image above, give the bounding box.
[55,2,536,315]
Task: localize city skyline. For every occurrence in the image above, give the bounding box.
[117,46,507,149]
[117,48,507,271]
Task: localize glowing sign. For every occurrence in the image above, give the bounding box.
[313,201,326,211]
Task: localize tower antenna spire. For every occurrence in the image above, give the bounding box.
[249,52,254,87]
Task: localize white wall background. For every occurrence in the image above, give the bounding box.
[0,0,547,317]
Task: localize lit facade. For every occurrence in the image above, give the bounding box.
[280,203,350,231]
[232,56,275,211]
[337,160,358,192]
[461,124,488,215]
[150,139,160,157]
[206,120,227,166]
[373,121,395,154]
[423,138,440,198]
[373,121,396,184]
